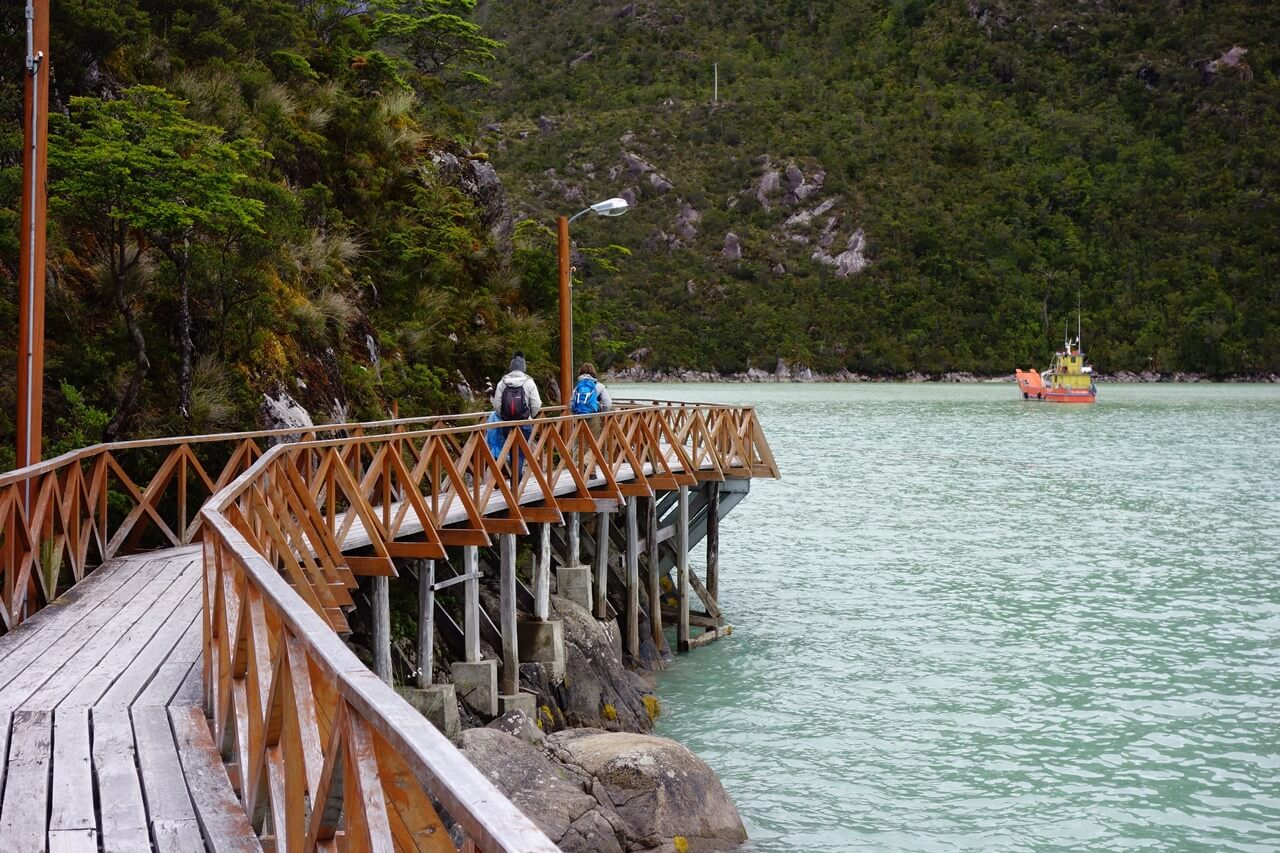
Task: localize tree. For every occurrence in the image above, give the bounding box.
[50,86,265,433]
[370,0,502,82]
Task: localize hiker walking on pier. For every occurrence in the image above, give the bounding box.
[570,362,612,416]
[487,351,541,474]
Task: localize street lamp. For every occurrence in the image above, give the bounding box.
[558,197,630,405]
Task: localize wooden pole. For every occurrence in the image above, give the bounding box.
[677,485,690,652]
[706,481,720,602]
[372,575,392,685]
[534,522,550,621]
[557,215,572,405]
[499,533,519,696]
[416,559,434,688]
[463,546,480,662]
[647,496,662,646]
[593,511,609,619]
[567,512,580,566]
[16,0,50,486]
[625,497,639,658]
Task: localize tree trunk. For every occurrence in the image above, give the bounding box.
[169,243,194,433]
[105,272,149,442]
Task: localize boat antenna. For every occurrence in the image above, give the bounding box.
[1077,292,1082,352]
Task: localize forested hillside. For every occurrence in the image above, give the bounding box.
[0,0,550,461]
[1,1,1278,460]
[471,0,1280,377]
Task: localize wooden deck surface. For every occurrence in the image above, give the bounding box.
[0,547,261,853]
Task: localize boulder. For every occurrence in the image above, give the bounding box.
[722,232,742,261]
[460,729,625,853]
[261,387,312,436]
[488,709,546,745]
[546,730,748,851]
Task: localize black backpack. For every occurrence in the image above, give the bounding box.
[499,383,529,420]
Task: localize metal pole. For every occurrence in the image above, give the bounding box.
[557,215,573,406]
[17,0,49,492]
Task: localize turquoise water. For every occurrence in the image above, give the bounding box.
[630,382,1280,852]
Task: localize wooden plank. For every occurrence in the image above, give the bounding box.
[0,709,52,852]
[625,497,639,658]
[132,619,202,708]
[90,581,202,709]
[152,819,206,852]
[47,829,98,853]
[90,707,151,853]
[647,497,662,646]
[593,511,609,619]
[705,481,720,601]
[169,705,264,853]
[462,546,480,663]
[499,534,519,696]
[49,708,95,833]
[686,625,732,649]
[676,485,690,653]
[132,705,200,835]
[171,658,204,708]
[0,554,155,695]
[534,523,550,622]
[566,512,580,566]
[46,562,199,711]
[416,559,434,688]
[372,575,392,685]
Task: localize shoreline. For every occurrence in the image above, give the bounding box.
[605,366,1280,385]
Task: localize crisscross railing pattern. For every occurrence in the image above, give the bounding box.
[200,402,777,851]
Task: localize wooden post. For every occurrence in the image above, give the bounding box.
[463,546,480,662]
[593,511,609,619]
[534,522,551,621]
[372,575,392,685]
[499,533,519,696]
[677,485,690,652]
[416,559,434,688]
[706,481,720,602]
[625,497,640,658]
[567,512,580,566]
[647,496,662,646]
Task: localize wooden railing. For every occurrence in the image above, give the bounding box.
[199,403,777,851]
[0,413,489,635]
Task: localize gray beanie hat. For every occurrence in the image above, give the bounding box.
[509,351,526,373]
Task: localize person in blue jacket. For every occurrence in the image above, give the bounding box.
[570,362,612,416]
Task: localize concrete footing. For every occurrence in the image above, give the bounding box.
[450,660,498,717]
[397,684,460,739]
[556,565,592,611]
[518,618,565,681]
[498,691,538,718]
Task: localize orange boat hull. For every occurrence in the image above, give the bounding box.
[1015,369,1096,403]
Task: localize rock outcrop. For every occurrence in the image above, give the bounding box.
[460,728,746,853]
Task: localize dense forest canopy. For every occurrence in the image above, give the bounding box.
[1,0,1278,462]
[470,0,1279,377]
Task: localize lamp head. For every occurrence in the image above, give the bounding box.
[590,197,630,217]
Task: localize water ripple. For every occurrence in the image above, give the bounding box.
[639,383,1280,852]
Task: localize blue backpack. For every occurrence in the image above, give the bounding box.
[570,377,602,414]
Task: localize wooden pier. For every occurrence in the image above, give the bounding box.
[0,402,777,851]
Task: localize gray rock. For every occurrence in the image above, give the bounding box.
[488,709,546,745]
[429,151,514,251]
[622,152,654,176]
[546,730,748,850]
[674,203,700,241]
[722,232,742,261]
[648,172,674,194]
[460,729,625,853]
[570,50,595,68]
[261,387,313,434]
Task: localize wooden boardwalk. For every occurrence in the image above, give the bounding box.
[0,546,260,852]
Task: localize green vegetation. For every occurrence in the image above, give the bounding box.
[0,0,551,459]
[471,0,1280,376]
[1,1,1278,462]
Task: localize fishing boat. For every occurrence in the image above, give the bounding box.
[1015,320,1097,404]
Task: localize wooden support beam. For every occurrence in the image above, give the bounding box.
[625,497,639,658]
[662,608,719,629]
[499,533,519,696]
[646,496,662,647]
[686,625,732,649]
[676,485,690,652]
[534,523,550,621]
[372,575,391,685]
[416,559,434,688]
[593,511,609,620]
[463,546,480,662]
[706,481,720,602]
[567,512,580,566]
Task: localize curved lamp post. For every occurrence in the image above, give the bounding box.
[558,197,630,404]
